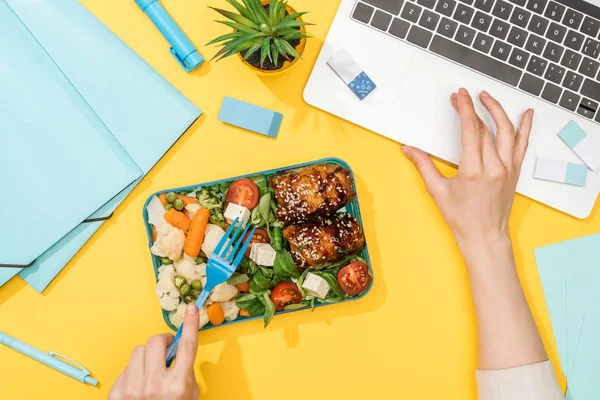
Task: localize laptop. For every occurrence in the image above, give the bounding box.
[305,0,600,218]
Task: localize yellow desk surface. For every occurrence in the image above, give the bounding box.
[1,1,597,398]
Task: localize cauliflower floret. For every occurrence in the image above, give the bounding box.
[185,203,202,220]
[220,301,240,321]
[201,276,207,288]
[155,265,180,312]
[197,263,207,277]
[209,282,238,302]
[169,303,187,328]
[199,306,209,329]
[151,224,185,261]
[174,255,202,282]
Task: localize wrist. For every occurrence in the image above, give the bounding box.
[454,231,515,274]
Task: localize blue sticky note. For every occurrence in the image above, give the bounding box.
[559,121,587,149]
[565,163,588,187]
[348,71,376,100]
[566,314,600,400]
[218,97,282,138]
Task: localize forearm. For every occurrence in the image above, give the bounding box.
[457,233,547,370]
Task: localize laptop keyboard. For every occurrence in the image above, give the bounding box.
[351,0,600,123]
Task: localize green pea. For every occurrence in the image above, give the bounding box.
[173,198,185,211]
[191,279,202,290]
[161,257,173,265]
[174,276,186,289]
[195,255,207,265]
[191,289,201,297]
[164,203,174,211]
[183,295,195,304]
[165,192,177,203]
[181,284,192,296]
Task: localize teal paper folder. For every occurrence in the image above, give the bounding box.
[0,0,201,290]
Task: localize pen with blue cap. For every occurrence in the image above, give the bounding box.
[135,0,204,72]
[0,331,98,386]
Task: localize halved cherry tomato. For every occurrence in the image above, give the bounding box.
[337,261,371,295]
[270,282,302,311]
[244,228,270,257]
[227,178,259,209]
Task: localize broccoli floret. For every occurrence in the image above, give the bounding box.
[209,207,226,228]
[196,187,223,210]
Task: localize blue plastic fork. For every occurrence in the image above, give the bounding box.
[166,217,255,367]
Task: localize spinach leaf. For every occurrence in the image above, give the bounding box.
[245,298,266,317]
[235,293,257,309]
[258,292,276,328]
[313,271,346,300]
[250,267,272,293]
[312,255,358,271]
[227,273,249,285]
[270,226,283,251]
[273,251,301,279]
[240,258,258,276]
[249,175,269,197]
[296,267,312,296]
[251,207,265,227]
[220,181,231,196]
[284,302,309,311]
[258,193,271,222]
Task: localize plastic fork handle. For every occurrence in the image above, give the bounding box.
[165,289,211,367]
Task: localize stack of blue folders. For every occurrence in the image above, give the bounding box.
[535,233,600,400]
[0,0,201,292]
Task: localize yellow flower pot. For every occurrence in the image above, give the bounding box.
[237,1,307,76]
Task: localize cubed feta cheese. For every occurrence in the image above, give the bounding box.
[302,272,330,299]
[201,224,226,258]
[223,203,251,227]
[249,243,277,267]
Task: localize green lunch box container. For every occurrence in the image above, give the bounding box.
[142,157,374,331]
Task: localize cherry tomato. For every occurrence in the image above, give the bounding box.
[244,228,270,257]
[337,261,371,295]
[227,178,259,209]
[270,282,302,311]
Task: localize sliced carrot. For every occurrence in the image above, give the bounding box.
[236,282,250,293]
[207,303,225,326]
[164,208,191,233]
[176,194,199,206]
[158,193,167,206]
[151,225,158,242]
[184,208,210,257]
[239,309,250,317]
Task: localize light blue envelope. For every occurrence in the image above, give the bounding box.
[566,314,600,400]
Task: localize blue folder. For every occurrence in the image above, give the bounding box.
[0,0,201,290]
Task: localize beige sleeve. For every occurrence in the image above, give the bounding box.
[476,361,564,400]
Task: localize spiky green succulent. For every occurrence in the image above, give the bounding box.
[207,0,311,68]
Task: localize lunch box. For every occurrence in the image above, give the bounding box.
[142,157,374,331]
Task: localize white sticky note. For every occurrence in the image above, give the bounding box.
[534,158,588,187]
[327,49,362,85]
[558,121,600,171]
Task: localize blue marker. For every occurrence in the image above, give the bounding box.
[135,0,204,72]
[0,332,98,386]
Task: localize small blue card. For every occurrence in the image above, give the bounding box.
[348,72,376,100]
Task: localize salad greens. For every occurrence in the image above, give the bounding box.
[273,250,301,279]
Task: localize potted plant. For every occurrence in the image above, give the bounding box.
[207,0,311,76]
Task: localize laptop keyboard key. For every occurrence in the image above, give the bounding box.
[527,55,547,76]
[519,73,545,95]
[508,26,528,47]
[582,38,600,59]
[559,90,581,111]
[579,58,600,79]
[546,22,566,43]
[474,0,495,13]
[526,0,547,14]
[509,0,526,6]
[565,30,585,52]
[407,25,434,47]
[401,2,423,23]
[561,49,582,71]
[419,9,441,30]
[490,19,510,40]
[511,8,531,28]
[541,82,562,103]
[563,71,584,92]
[491,40,512,60]
[453,3,474,24]
[363,0,404,15]
[563,9,584,30]
[437,17,459,38]
[492,1,513,20]
[353,2,375,23]
[544,1,565,22]
[545,63,565,84]
[430,35,522,85]
[371,10,393,30]
[528,15,549,36]
[417,0,437,8]
[456,24,477,45]
[389,17,411,38]
[472,11,493,32]
[436,0,457,17]
[460,0,475,4]
[581,17,600,38]
[474,32,495,53]
[578,98,598,119]
[509,47,530,68]
[543,42,564,63]
[525,34,546,55]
